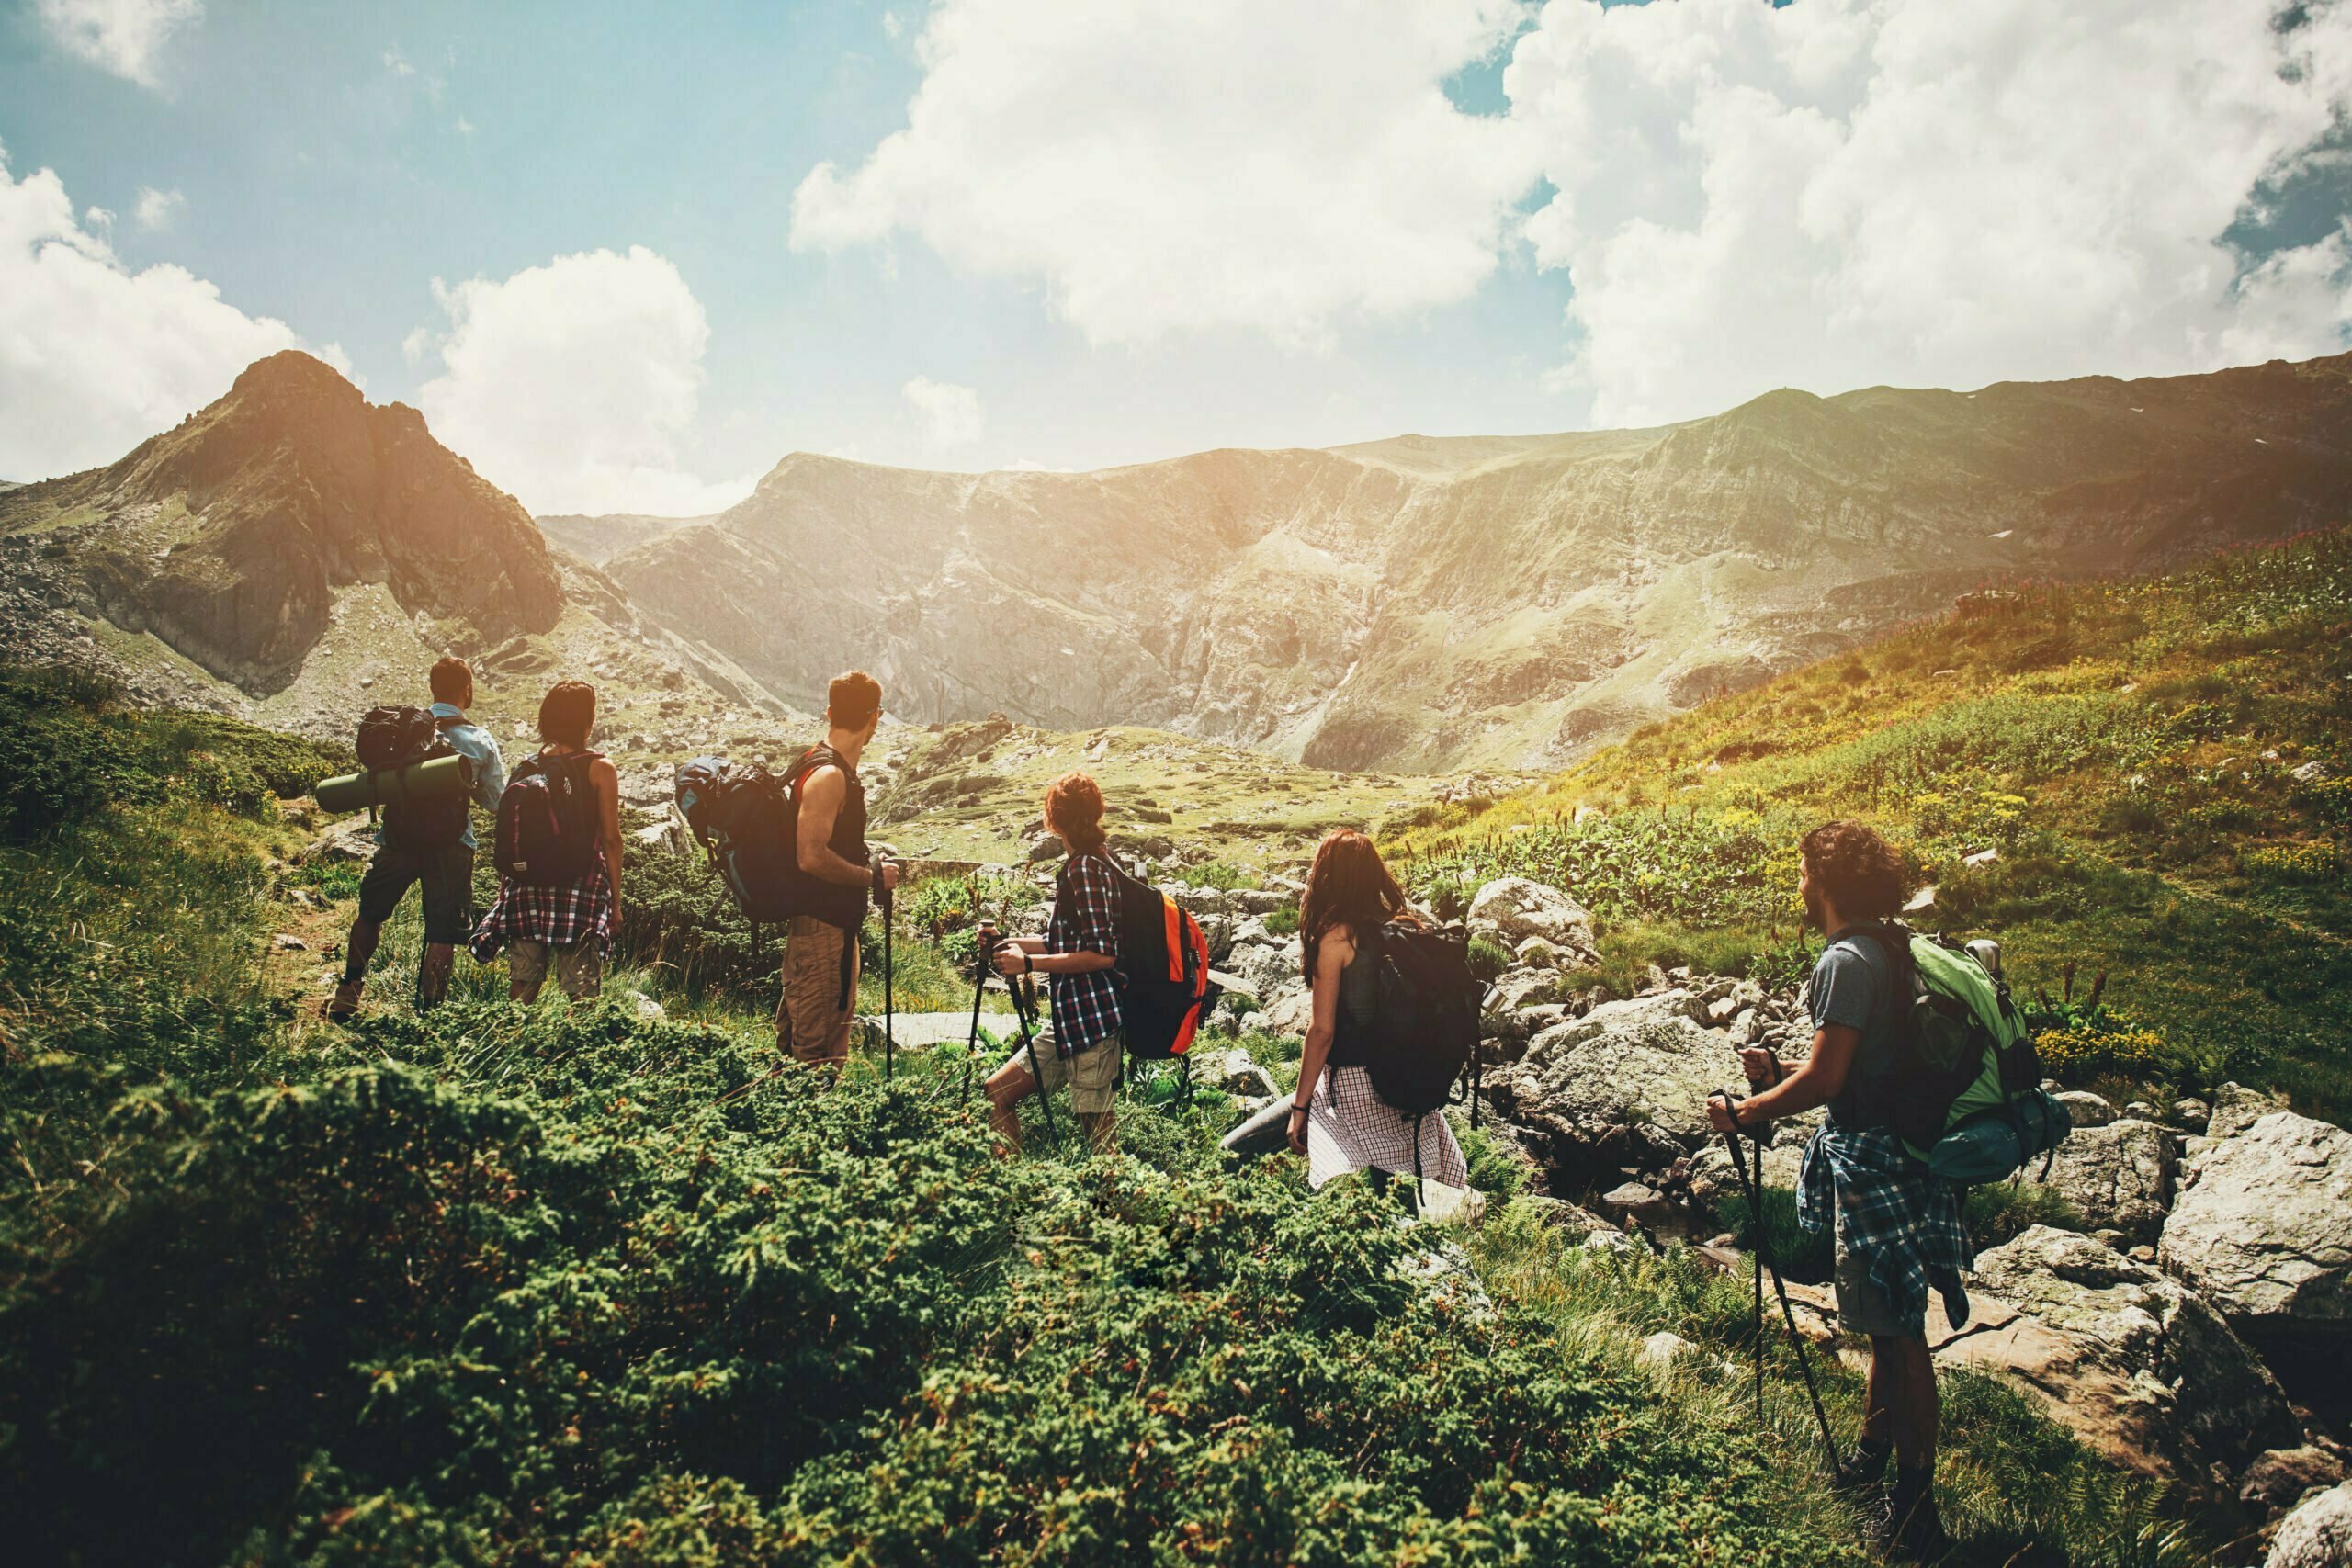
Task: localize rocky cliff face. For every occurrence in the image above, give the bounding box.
[606,354,2352,771]
[0,352,564,694]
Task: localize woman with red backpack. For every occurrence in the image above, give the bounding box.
[470,681,625,1003]
[1288,829,1467,1196]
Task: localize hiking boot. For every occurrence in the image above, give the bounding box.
[1869,1486,1950,1561]
[1832,1438,1892,1493]
[324,978,364,1023]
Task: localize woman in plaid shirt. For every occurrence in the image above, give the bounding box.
[985,772,1124,1155]
[469,682,624,1003]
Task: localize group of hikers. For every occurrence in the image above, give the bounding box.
[322,657,1968,1559]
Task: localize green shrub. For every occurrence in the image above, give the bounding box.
[1964,1181,2083,1247]
[1186,860,1261,891]
[1710,1186,1832,1283]
[1263,903,1301,937]
[1465,933,1511,982]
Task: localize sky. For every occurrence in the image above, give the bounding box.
[4,0,2352,515]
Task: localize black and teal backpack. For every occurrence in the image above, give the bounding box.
[1840,925,2071,1183]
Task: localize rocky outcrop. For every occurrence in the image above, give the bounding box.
[601,351,2352,771]
[2043,1119,2175,1244]
[1961,1226,2300,1484]
[2160,1111,2352,1328]
[1493,991,1742,1172]
[2268,1482,2352,1568]
[2,353,563,694]
[1467,876,1597,958]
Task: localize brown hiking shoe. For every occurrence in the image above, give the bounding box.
[324,979,364,1023]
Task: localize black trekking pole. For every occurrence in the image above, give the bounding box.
[961,927,993,1103]
[879,872,895,1084]
[1009,964,1060,1147]
[1712,1089,1840,1475]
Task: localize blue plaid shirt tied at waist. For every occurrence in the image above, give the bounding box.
[1797,1122,1973,1331]
[1047,851,1122,1058]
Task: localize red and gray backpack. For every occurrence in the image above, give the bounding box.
[494,751,602,886]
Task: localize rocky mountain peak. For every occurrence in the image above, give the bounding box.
[5,351,564,695]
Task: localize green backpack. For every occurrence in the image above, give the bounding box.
[1840,926,2072,1183]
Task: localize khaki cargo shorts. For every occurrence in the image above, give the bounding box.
[778,915,859,1068]
[1000,1026,1123,1115]
[508,939,603,1000]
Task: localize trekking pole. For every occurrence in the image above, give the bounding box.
[1712,1090,1840,1475]
[879,873,895,1084]
[961,929,992,1103]
[1011,965,1061,1147]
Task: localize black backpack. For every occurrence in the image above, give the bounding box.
[1351,920,1486,1117]
[675,758,799,922]
[356,705,467,850]
[1064,857,1218,1063]
[494,752,602,886]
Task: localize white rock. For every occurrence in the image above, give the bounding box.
[2160,1111,2352,1327]
[1467,876,1596,953]
[1637,1330,1695,1373]
[2043,1119,2176,1244]
[2267,1481,2352,1568]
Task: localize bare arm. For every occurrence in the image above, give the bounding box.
[592,757,624,921]
[991,936,1115,976]
[1288,928,1353,1153]
[795,766,872,888]
[1709,1024,1861,1131]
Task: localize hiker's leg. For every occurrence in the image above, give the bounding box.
[1067,1031,1122,1156]
[779,918,852,1073]
[417,943,457,1009]
[984,1057,1038,1154]
[1884,1334,1939,1473]
[555,942,603,1001]
[344,918,384,976]
[508,941,548,1003]
[1860,1339,1899,1447]
[1078,1109,1117,1156]
[415,847,473,1011]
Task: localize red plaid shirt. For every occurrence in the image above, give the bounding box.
[1048,851,1122,1056]
[470,853,615,960]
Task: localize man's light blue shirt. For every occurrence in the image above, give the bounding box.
[379,702,505,851]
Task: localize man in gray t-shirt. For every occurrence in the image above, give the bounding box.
[1704,821,1951,1561]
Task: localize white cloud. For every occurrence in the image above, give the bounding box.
[1506,0,2352,425]
[792,0,1538,347]
[131,185,184,231]
[0,149,344,481]
[901,374,984,447]
[800,0,2352,417]
[37,0,203,89]
[381,47,413,77]
[84,204,114,230]
[455,116,476,138]
[409,246,756,516]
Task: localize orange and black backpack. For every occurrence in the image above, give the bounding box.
[1057,857,1219,1063]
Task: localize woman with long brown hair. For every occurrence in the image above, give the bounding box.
[1284,828,1467,1192]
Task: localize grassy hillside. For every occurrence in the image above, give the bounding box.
[1386,525,2352,1123]
[0,669,2220,1564]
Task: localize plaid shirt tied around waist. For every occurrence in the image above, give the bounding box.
[1046,851,1122,1058]
[1798,1122,1973,1331]
[470,854,615,962]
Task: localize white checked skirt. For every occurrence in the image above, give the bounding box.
[1306,1064,1467,1190]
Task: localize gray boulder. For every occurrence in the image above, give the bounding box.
[1494,991,1742,1168]
[1193,1047,1279,1100]
[1964,1226,2299,1483]
[2268,1482,2352,1568]
[2052,1089,2117,1129]
[2242,1447,2349,1517]
[2211,1081,2294,1140]
[2161,1111,2352,1328]
[1468,877,1596,954]
[2044,1119,2176,1244]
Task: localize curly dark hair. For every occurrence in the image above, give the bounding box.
[1799,819,1907,923]
[1044,771,1107,854]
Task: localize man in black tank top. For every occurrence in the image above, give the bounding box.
[777,671,899,1071]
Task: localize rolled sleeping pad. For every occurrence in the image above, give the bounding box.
[314,752,473,815]
[1219,1095,1298,1168]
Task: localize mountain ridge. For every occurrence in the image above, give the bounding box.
[605,352,2352,771]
